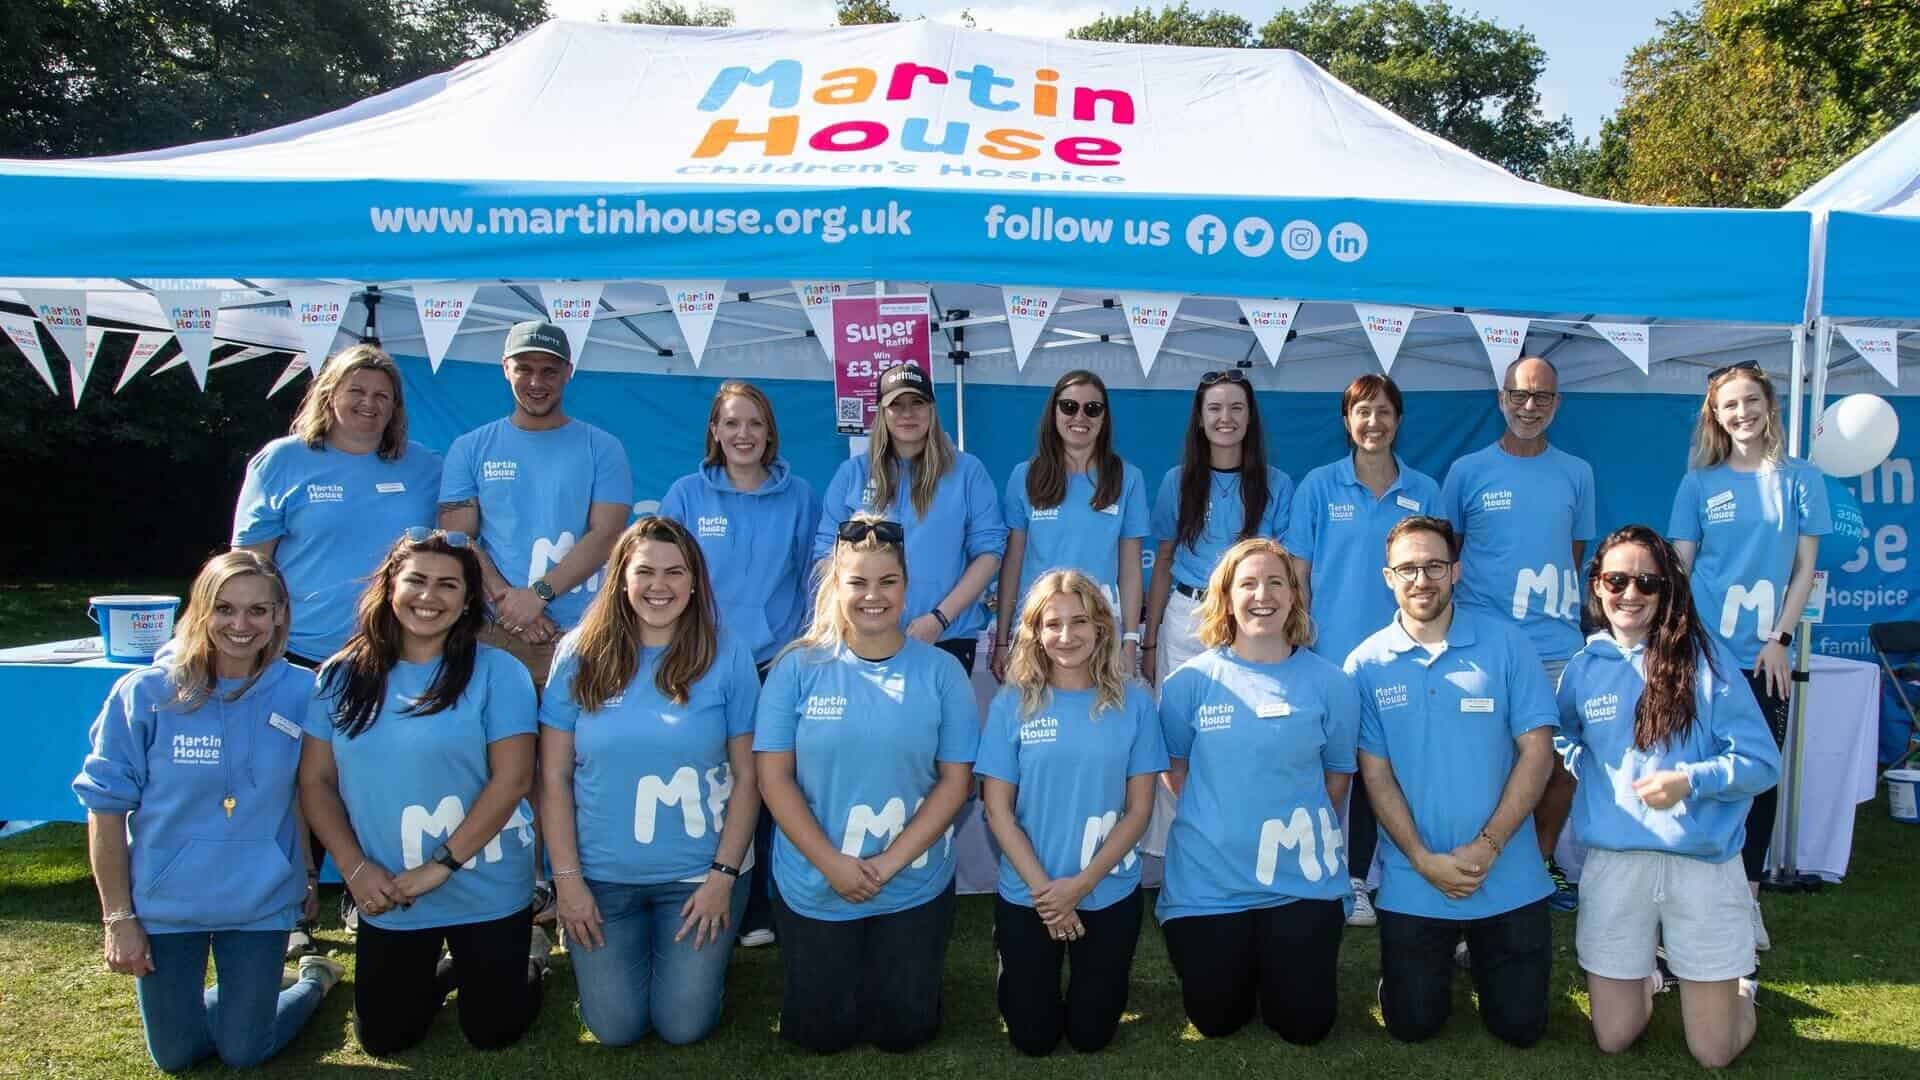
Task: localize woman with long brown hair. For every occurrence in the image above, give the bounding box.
[991,370,1150,682]
[538,516,760,1046]
[1557,525,1778,1067]
[233,344,442,667]
[1667,361,1829,948]
[813,364,1005,674]
[979,569,1164,1055]
[299,528,542,1055]
[74,550,341,1072]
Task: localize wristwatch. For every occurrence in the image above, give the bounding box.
[1771,631,1793,647]
[1122,630,1142,644]
[430,843,463,872]
[530,578,555,602]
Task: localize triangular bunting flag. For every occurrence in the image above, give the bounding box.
[268,354,310,398]
[1466,314,1531,385]
[663,281,725,367]
[1588,322,1651,374]
[210,346,274,371]
[793,281,854,360]
[1835,324,1900,387]
[115,332,174,392]
[20,289,91,405]
[413,283,477,372]
[287,285,352,373]
[1001,287,1062,371]
[154,290,220,388]
[1238,299,1301,365]
[1118,292,1181,377]
[539,282,605,364]
[1354,304,1414,374]
[0,311,58,395]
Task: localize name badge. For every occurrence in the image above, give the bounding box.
[1460,698,1495,714]
[375,482,406,494]
[1256,702,1292,719]
[1395,495,1420,512]
[268,713,302,739]
[1706,490,1734,510]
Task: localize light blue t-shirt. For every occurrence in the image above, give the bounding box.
[440,418,634,630]
[1668,460,1832,668]
[232,436,443,659]
[540,633,759,885]
[1002,461,1151,609]
[1156,646,1360,922]
[303,646,538,931]
[1285,454,1442,665]
[753,639,979,921]
[813,452,1007,643]
[1150,466,1294,590]
[974,683,1166,911]
[1556,633,1780,863]
[660,460,820,666]
[1441,443,1597,662]
[1345,608,1558,919]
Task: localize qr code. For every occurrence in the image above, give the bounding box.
[837,397,863,424]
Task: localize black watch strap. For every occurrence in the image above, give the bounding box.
[709,861,741,878]
[431,843,462,872]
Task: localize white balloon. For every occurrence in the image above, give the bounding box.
[1811,394,1900,478]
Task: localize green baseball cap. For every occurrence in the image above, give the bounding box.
[503,320,571,364]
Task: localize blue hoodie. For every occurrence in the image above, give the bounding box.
[1555,633,1780,863]
[660,460,820,666]
[72,658,312,935]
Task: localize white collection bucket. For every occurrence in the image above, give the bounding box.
[1888,769,1920,825]
[88,595,181,663]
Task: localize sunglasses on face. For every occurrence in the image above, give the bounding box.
[837,519,905,546]
[1501,389,1558,409]
[1597,571,1666,596]
[1708,359,1761,381]
[1387,560,1453,583]
[1200,369,1248,387]
[1055,398,1107,419]
[403,526,470,548]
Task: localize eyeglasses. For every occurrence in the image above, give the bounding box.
[1597,571,1666,596]
[1501,390,1559,409]
[837,519,905,546]
[1387,560,1453,583]
[1707,359,1762,381]
[1055,398,1107,419]
[1200,369,1248,387]
[403,526,470,548]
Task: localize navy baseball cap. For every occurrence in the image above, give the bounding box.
[877,364,934,407]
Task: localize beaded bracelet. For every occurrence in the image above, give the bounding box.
[102,909,138,927]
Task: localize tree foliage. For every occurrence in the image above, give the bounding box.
[1070,2,1571,179]
[836,0,903,26]
[620,0,734,27]
[0,0,550,158]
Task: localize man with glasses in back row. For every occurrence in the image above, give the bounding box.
[1440,357,1594,917]
[1345,516,1558,1048]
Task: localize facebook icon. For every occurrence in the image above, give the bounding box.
[1186,214,1228,255]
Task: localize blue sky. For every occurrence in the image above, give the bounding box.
[552,0,1686,139]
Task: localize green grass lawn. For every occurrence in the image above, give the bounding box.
[2,582,1916,1076]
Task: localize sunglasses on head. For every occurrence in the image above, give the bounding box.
[1055,398,1107,419]
[1596,571,1666,596]
[1707,359,1761,381]
[1199,369,1248,387]
[837,519,905,546]
[403,526,470,548]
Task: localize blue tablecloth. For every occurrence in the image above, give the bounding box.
[0,638,139,822]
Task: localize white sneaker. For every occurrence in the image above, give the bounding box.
[1347,879,1378,927]
[298,954,345,996]
[1454,940,1472,970]
[1751,898,1771,952]
[739,928,776,948]
[528,925,552,978]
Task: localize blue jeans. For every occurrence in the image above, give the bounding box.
[136,929,326,1072]
[570,874,751,1046]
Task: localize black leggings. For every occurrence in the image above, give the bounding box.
[1742,669,1791,882]
[1161,898,1345,1044]
[352,906,542,1055]
[772,883,957,1053]
[994,890,1143,1056]
[1348,768,1379,884]
[933,637,977,674]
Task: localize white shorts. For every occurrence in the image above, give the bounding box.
[1143,588,1204,858]
[1576,848,1755,983]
